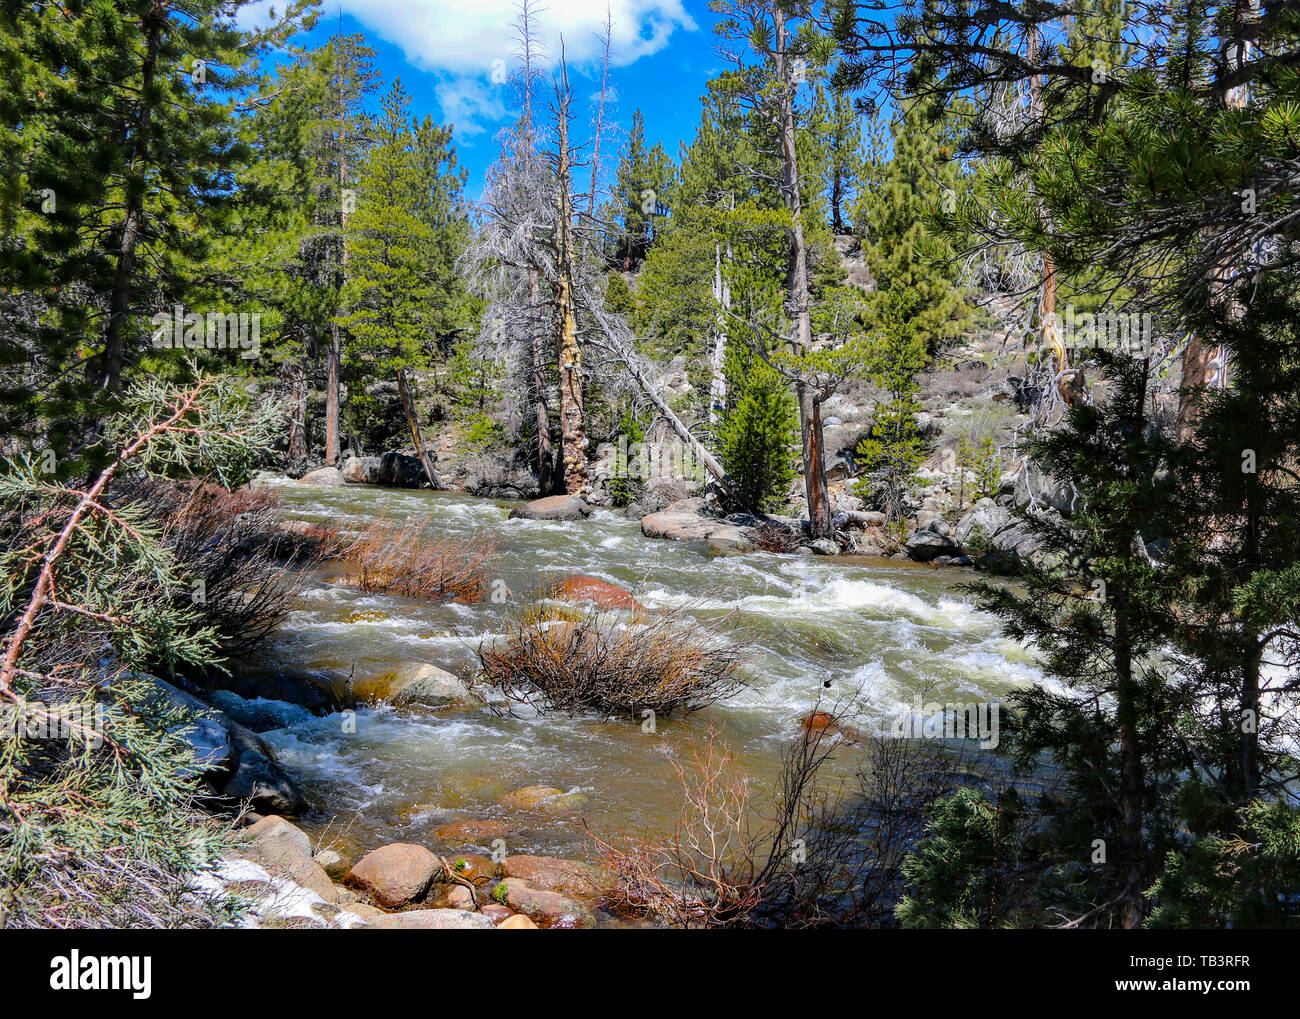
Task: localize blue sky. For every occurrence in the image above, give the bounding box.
[247,0,724,199]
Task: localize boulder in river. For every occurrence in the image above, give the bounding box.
[378,451,427,488]
[297,466,344,486]
[342,455,382,484]
[554,575,640,611]
[352,662,478,709]
[905,529,959,562]
[345,843,441,909]
[141,676,305,815]
[508,494,592,521]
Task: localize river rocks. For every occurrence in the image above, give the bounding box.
[640,499,756,553]
[554,575,640,611]
[345,843,441,909]
[445,853,496,886]
[809,538,840,556]
[378,451,427,488]
[352,662,478,709]
[500,856,607,899]
[314,849,351,880]
[298,466,344,486]
[509,494,592,521]
[497,912,538,929]
[707,525,755,555]
[953,498,1009,549]
[363,908,494,930]
[342,455,382,484]
[623,478,703,521]
[142,677,305,815]
[433,818,516,844]
[492,877,597,929]
[1012,461,1079,516]
[497,784,587,816]
[905,528,959,562]
[233,815,345,906]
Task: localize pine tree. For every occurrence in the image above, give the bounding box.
[715,343,800,513]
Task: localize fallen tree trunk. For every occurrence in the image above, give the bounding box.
[584,299,733,493]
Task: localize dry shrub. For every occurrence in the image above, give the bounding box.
[112,478,328,656]
[342,516,499,602]
[478,598,749,716]
[753,521,803,554]
[590,710,1005,928]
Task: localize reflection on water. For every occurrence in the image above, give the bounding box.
[246,480,1042,863]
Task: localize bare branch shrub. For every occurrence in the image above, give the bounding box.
[478,598,750,716]
[341,517,500,602]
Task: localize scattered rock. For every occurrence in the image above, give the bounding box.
[314,849,351,880]
[904,529,959,562]
[345,843,441,909]
[508,494,592,521]
[497,913,538,929]
[497,785,587,816]
[493,878,597,929]
[809,538,840,556]
[500,856,607,899]
[363,908,494,930]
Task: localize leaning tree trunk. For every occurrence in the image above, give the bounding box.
[775,10,832,539]
[396,367,444,489]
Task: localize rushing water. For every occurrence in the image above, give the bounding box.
[246,480,1043,865]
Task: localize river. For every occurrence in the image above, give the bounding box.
[245,480,1043,866]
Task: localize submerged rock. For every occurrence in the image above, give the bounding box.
[345,843,442,909]
[553,575,640,611]
[508,494,592,521]
[497,785,587,816]
[352,663,478,709]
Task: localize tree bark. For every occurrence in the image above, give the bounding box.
[708,241,731,427]
[775,10,831,539]
[397,367,444,489]
[288,371,308,460]
[98,2,164,392]
[553,68,588,494]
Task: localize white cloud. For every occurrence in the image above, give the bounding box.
[337,0,695,75]
[241,0,694,138]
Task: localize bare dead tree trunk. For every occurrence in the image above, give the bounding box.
[530,270,552,491]
[774,10,831,539]
[553,60,588,494]
[397,367,444,489]
[708,241,731,428]
[98,2,163,393]
[325,36,352,467]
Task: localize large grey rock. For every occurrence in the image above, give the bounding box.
[142,677,305,815]
[378,451,427,488]
[953,498,1012,550]
[297,466,344,487]
[342,455,382,484]
[508,494,592,521]
[905,530,959,562]
[363,908,495,930]
[1013,461,1079,516]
